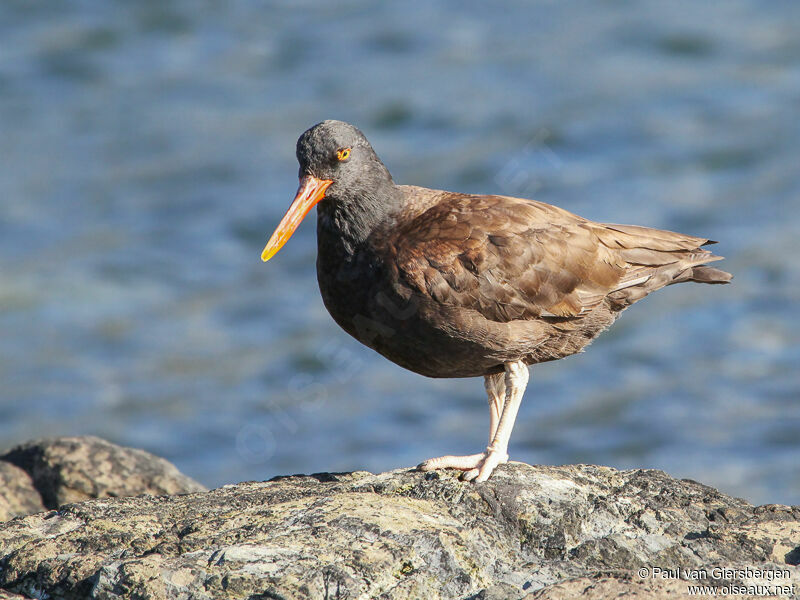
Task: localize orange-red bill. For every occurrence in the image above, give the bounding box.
[261,175,333,261]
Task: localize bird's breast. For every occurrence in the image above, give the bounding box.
[316,238,394,341]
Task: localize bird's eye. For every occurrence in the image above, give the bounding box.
[336,148,351,161]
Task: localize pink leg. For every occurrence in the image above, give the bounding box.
[419,362,528,481]
[463,361,528,481]
[485,371,505,443]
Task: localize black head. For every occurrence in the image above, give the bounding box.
[261,121,398,261]
[296,120,394,197]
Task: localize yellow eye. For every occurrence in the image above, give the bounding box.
[337,148,351,161]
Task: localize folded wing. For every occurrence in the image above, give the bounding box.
[389,194,728,323]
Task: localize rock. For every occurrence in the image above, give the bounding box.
[523,573,702,598]
[0,436,206,519]
[0,462,45,524]
[0,461,798,599]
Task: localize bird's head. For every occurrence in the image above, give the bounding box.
[261,120,392,261]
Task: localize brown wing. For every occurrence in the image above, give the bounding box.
[387,194,622,322]
[387,193,723,323]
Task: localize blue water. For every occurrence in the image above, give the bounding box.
[1,1,798,506]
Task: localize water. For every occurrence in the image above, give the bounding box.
[1,1,798,506]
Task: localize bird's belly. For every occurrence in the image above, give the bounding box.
[317,259,618,378]
[317,276,502,377]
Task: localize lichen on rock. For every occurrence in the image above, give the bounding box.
[0,449,798,599]
[0,436,206,518]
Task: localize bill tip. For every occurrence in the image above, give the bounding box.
[261,248,275,262]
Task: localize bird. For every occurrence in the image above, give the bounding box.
[261,120,731,482]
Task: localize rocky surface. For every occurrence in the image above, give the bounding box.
[1,458,798,599]
[0,462,45,523]
[0,436,206,520]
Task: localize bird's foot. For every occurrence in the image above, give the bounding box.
[462,449,508,482]
[418,448,508,482]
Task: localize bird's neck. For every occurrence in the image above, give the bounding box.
[316,181,402,253]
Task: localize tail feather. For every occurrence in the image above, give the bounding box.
[601,222,732,311]
[599,223,713,252]
[680,264,733,284]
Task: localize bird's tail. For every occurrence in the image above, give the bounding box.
[678,264,733,285]
[597,223,733,311]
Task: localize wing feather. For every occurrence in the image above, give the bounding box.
[387,194,721,323]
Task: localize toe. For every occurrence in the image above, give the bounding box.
[474,468,493,483]
[462,468,480,481]
[473,452,506,482]
[418,453,486,472]
[474,465,494,482]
